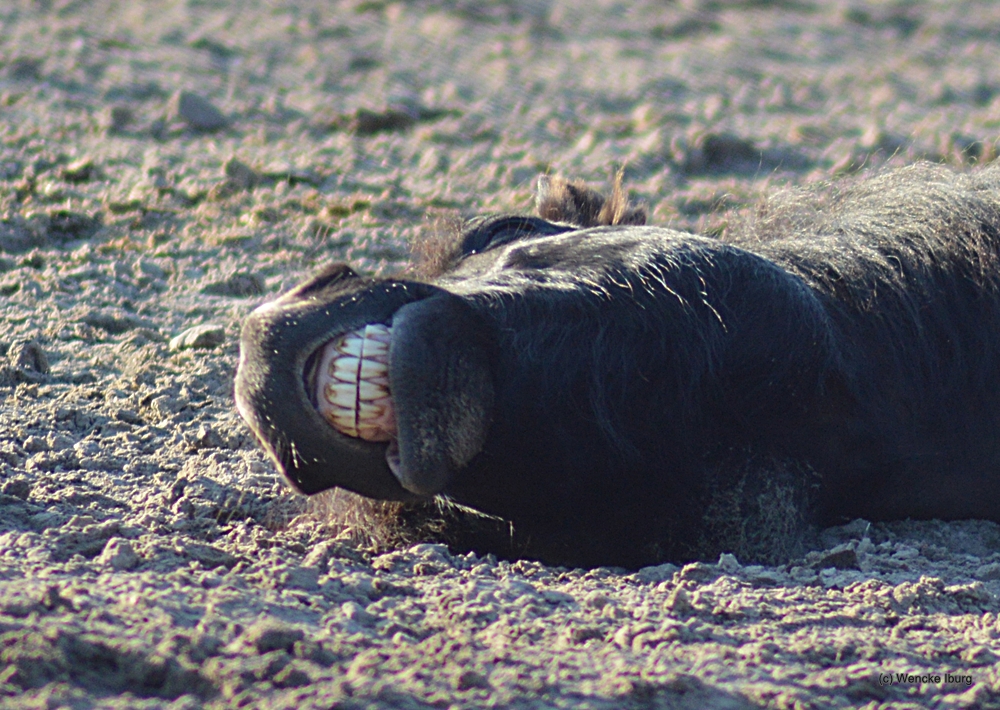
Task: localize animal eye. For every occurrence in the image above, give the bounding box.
[460,215,571,256]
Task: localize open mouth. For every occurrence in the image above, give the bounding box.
[304,323,403,476]
[307,323,397,442]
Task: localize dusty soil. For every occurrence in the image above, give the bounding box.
[3,0,1000,707]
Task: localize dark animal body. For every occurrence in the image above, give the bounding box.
[236,163,1000,569]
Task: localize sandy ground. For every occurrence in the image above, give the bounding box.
[4,0,1000,707]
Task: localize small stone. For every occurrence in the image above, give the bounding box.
[243,621,305,654]
[169,324,225,351]
[718,552,741,573]
[48,433,74,451]
[815,546,860,570]
[135,258,167,281]
[149,394,181,418]
[612,625,634,649]
[278,566,319,592]
[455,669,490,690]
[82,310,145,335]
[107,105,133,133]
[114,408,142,425]
[1,477,30,499]
[61,159,96,183]
[223,158,260,190]
[541,589,574,604]
[677,561,718,583]
[271,663,312,689]
[170,91,228,132]
[633,562,679,584]
[341,601,376,626]
[302,539,349,569]
[352,107,416,135]
[23,435,48,452]
[201,273,265,297]
[665,586,695,617]
[789,565,818,583]
[8,339,49,382]
[7,57,42,81]
[98,538,139,571]
[583,591,609,610]
[182,542,237,569]
[975,562,1000,581]
[189,423,224,449]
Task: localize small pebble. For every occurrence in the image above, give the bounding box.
[201,272,265,297]
[243,621,305,654]
[61,158,95,182]
[170,91,228,131]
[8,339,49,375]
[107,105,133,133]
[7,57,42,81]
[98,538,139,571]
[224,158,260,190]
[1,477,30,499]
[975,562,1000,581]
[341,601,376,626]
[718,553,741,573]
[665,587,695,617]
[169,324,225,351]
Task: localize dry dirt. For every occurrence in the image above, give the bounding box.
[3,0,1000,708]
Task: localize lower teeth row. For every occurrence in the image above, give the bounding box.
[316,323,396,441]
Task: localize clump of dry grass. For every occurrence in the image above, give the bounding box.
[302,487,516,558]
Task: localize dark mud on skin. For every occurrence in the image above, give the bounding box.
[3,1,1000,708]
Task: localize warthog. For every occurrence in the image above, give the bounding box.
[236,163,1000,568]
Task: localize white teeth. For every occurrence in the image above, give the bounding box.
[324,381,358,408]
[357,359,387,378]
[363,323,392,342]
[357,400,386,417]
[361,338,388,356]
[315,323,397,442]
[330,356,361,378]
[357,380,389,402]
[335,335,364,357]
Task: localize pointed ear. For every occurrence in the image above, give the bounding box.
[598,169,647,226]
[535,173,646,227]
[535,174,605,226]
[534,174,554,214]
